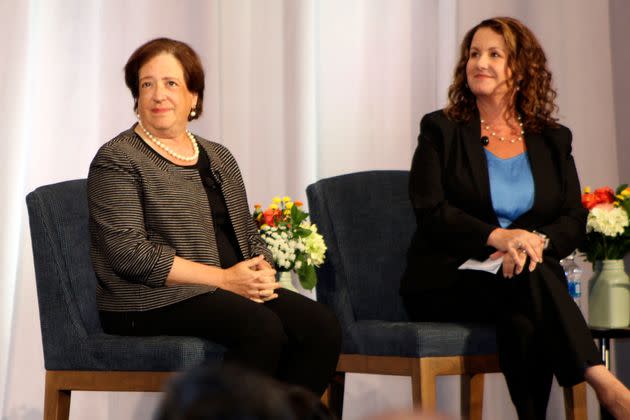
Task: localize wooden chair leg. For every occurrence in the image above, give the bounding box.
[563,382,587,420]
[461,374,484,420]
[411,359,437,411]
[321,387,330,407]
[44,374,71,420]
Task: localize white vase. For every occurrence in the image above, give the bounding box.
[277,271,297,292]
[588,260,630,328]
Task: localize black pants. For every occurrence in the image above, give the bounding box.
[100,288,341,396]
[403,259,601,420]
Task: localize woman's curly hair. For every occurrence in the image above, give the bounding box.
[444,17,558,133]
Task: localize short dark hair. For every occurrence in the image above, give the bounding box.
[124,37,205,121]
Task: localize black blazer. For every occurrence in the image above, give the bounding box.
[400,110,587,295]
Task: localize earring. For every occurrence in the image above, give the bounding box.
[190,109,197,118]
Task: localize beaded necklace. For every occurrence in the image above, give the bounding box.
[137,117,199,162]
[481,115,525,143]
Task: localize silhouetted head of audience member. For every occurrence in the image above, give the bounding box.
[155,363,334,420]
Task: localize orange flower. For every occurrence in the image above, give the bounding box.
[594,187,615,204]
[582,193,598,210]
[262,208,282,227]
[294,200,303,207]
[582,186,615,210]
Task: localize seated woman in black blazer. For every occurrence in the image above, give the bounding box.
[401,16,630,419]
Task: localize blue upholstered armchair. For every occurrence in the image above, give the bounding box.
[307,170,586,420]
[26,179,225,420]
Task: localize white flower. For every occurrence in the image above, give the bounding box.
[587,205,629,237]
[303,224,327,266]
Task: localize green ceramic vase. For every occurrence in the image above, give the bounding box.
[588,260,630,328]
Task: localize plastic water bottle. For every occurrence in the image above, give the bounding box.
[560,251,582,307]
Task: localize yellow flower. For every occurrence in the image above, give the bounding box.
[286,202,294,209]
[270,204,278,210]
[622,188,630,197]
[584,186,591,194]
[283,196,291,202]
[272,196,281,204]
[616,194,625,201]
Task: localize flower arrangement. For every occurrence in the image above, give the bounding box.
[253,196,326,290]
[579,184,630,262]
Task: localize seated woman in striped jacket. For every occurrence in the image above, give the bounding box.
[87,37,340,397]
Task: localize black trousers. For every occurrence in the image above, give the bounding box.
[100,288,342,396]
[403,258,601,420]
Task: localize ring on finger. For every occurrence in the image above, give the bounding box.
[519,248,527,254]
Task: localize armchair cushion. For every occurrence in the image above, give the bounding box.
[351,321,497,357]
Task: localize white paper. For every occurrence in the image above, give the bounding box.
[458,256,503,274]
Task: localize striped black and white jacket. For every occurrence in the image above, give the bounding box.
[87,127,273,312]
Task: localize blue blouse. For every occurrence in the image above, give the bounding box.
[484,149,535,228]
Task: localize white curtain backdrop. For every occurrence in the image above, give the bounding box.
[1,1,627,419]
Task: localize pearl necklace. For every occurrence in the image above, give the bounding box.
[481,115,525,143]
[137,118,199,162]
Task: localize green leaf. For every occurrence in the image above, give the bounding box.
[616,184,628,195]
[290,203,299,221]
[297,264,317,290]
[291,204,309,225]
[294,227,312,237]
[579,232,611,262]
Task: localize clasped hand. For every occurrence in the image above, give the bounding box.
[487,228,545,278]
[222,255,280,303]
